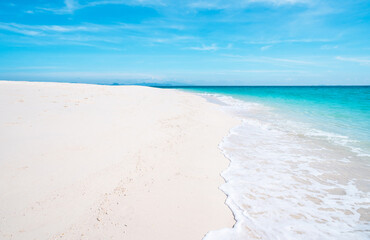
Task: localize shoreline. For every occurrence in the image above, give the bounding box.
[194,91,370,239]
[0,81,239,240]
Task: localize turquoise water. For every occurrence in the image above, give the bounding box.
[170,86,370,240]
[178,86,370,154]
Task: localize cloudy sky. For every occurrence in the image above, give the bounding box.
[0,0,369,85]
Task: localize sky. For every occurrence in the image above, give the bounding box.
[0,0,369,85]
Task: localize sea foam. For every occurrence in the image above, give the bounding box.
[202,94,370,240]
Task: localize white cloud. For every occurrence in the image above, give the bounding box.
[0,23,106,36]
[39,0,311,14]
[250,0,309,5]
[223,54,314,65]
[14,66,59,70]
[85,0,162,7]
[228,69,306,73]
[336,56,370,65]
[64,0,77,12]
[187,0,310,9]
[187,43,232,51]
[261,45,272,51]
[188,1,225,9]
[39,0,79,14]
[188,44,219,51]
[321,45,338,50]
[4,71,163,81]
[246,38,331,44]
[0,21,196,50]
[40,0,165,14]
[264,57,312,64]
[0,23,40,36]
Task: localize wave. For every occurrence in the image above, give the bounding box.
[202,93,370,240]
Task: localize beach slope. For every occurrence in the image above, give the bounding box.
[0,81,237,240]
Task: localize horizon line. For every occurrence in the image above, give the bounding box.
[1,80,369,87]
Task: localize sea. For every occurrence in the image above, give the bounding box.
[173,86,370,240]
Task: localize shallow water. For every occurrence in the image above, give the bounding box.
[175,87,370,240]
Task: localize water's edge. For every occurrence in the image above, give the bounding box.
[198,91,370,240]
[201,94,242,240]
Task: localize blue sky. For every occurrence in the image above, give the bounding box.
[0,0,369,85]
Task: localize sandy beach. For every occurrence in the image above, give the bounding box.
[0,81,238,240]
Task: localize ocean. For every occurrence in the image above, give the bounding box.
[174,86,370,239]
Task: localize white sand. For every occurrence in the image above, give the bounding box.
[0,81,238,240]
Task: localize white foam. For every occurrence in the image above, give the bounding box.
[202,94,370,240]
[200,93,269,111]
